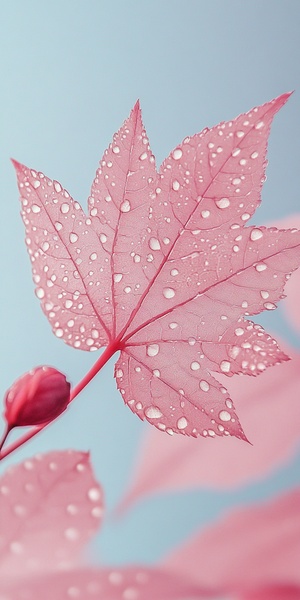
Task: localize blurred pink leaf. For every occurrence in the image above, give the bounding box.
[0,452,208,599]
[240,585,300,600]
[13,93,300,439]
[164,489,300,594]
[118,340,300,511]
[1,567,209,600]
[0,451,103,579]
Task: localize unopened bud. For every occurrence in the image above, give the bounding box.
[4,366,71,428]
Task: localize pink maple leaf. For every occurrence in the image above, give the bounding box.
[12,93,300,442]
[164,488,300,597]
[0,451,206,599]
[117,337,300,512]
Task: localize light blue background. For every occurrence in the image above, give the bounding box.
[1,0,300,572]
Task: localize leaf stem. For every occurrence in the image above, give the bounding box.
[0,340,120,461]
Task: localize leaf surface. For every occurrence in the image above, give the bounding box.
[117,340,300,511]
[14,93,300,439]
[1,567,208,600]
[164,489,300,593]
[0,451,103,578]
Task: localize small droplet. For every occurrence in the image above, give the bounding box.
[219,410,231,422]
[199,380,210,392]
[112,145,120,154]
[88,487,101,502]
[216,198,230,209]
[260,290,269,299]
[116,369,123,378]
[100,233,107,243]
[153,369,160,377]
[145,406,163,419]
[250,228,263,241]
[120,200,131,213]
[61,203,70,214]
[114,273,123,283]
[64,527,79,541]
[172,180,180,191]
[170,268,179,276]
[251,151,259,159]
[169,322,178,329]
[220,360,231,373]
[191,361,200,370]
[177,416,188,430]
[149,237,161,251]
[139,152,147,161]
[163,287,175,299]
[55,328,64,338]
[264,302,276,310]
[235,327,244,336]
[31,204,41,213]
[255,263,267,272]
[90,252,97,261]
[172,148,183,160]
[36,287,45,299]
[201,209,210,218]
[69,233,78,244]
[146,344,159,357]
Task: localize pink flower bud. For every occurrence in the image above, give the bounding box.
[4,366,71,428]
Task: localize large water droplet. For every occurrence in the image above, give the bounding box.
[69,233,78,244]
[219,410,231,422]
[177,416,188,430]
[145,406,162,419]
[146,344,159,356]
[250,228,263,241]
[149,237,161,251]
[163,287,175,299]
[216,198,230,209]
[120,200,131,212]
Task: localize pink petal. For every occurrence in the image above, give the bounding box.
[118,340,300,511]
[164,489,300,593]
[0,451,103,578]
[1,567,209,599]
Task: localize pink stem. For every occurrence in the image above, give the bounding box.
[0,341,120,461]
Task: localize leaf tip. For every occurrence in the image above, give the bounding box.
[11,158,25,172]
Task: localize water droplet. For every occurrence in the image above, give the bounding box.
[10,541,23,554]
[264,302,276,310]
[139,152,147,161]
[241,212,250,221]
[232,148,241,157]
[163,287,175,299]
[67,319,75,327]
[169,322,178,329]
[149,237,161,251]
[153,369,160,377]
[216,198,230,209]
[219,410,231,422]
[172,148,183,160]
[201,210,210,218]
[191,361,200,370]
[133,254,141,263]
[66,504,78,515]
[116,369,123,378]
[90,252,97,261]
[199,380,210,392]
[145,406,163,419]
[64,527,79,541]
[88,487,101,502]
[251,151,259,159]
[55,328,64,338]
[124,286,131,293]
[65,299,73,308]
[255,121,264,130]
[112,145,120,154]
[61,203,70,214]
[177,416,188,430]
[260,290,269,299]
[69,232,78,244]
[250,228,263,241]
[220,360,231,373]
[121,200,131,212]
[145,343,161,359]
[100,233,107,243]
[170,268,179,276]
[172,180,180,191]
[255,263,267,272]
[114,273,123,283]
[31,204,41,213]
[235,327,244,336]
[36,287,45,299]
